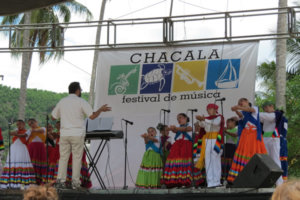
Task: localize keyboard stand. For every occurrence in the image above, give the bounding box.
[84,139,108,189]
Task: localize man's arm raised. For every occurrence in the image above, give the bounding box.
[89,104,112,120]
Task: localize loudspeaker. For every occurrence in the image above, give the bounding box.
[232,154,283,188]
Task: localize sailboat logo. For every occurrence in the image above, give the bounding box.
[215,60,239,89]
[206,59,240,90]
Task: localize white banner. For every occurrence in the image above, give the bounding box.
[91,42,259,188]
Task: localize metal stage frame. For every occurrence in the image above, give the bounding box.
[0,7,293,198]
[0,7,299,53]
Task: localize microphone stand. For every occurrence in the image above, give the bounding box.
[217,98,226,185]
[8,122,11,189]
[123,119,133,190]
[188,109,197,187]
[161,109,170,126]
[160,109,170,182]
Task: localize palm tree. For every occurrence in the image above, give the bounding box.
[88,0,107,106]
[275,0,287,111]
[1,2,92,120]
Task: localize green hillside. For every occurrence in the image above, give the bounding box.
[0,85,89,162]
[0,84,89,130]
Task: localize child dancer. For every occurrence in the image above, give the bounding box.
[27,118,47,185]
[260,102,285,185]
[47,122,60,182]
[195,104,224,188]
[0,120,36,188]
[157,124,172,165]
[136,127,163,189]
[221,117,238,182]
[227,98,267,183]
[161,113,204,188]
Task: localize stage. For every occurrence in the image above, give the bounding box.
[0,187,274,200]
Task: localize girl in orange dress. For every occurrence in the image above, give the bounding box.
[27,119,47,185]
[227,98,267,183]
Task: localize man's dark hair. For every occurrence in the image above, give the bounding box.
[68,82,81,94]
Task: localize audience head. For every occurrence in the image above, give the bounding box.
[271,180,300,200]
[23,185,58,200]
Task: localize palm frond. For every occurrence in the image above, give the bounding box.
[286,20,300,75]
[54,4,71,22]
[1,14,22,25]
[257,61,276,80]
[0,0,92,64]
[54,1,93,22]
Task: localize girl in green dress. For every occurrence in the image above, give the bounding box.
[136,127,163,189]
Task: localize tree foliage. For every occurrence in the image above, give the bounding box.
[0,85,88,131]
[0,85,89,164]
[0,1,92,64]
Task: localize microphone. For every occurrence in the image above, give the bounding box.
[161,109,170,113]
[216,97,226,101]
[122,119,133,125]
[187,109,198,112]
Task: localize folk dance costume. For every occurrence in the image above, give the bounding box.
[27,127,47,184]
[221,127,237,181]
[161,125,204,188]
[47,135,60,182]
[260,112,283,185]
[193,128,206,180]
[275,111,288,182]
[136,136,163,189]
[0,129,36,188]
[0,128,4,175]
[195,114,224,187]
[227,107,267,183]
[67,151,92,188]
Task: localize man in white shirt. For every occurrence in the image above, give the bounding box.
[52,82,111,189]
[260,102,283,186]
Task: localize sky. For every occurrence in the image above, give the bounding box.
[0,0,295,93]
